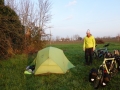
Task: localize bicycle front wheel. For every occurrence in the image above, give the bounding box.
[94,69,103,89]
[94,76,101,89]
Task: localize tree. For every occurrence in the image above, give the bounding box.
[0,0,4,5]
[117,34,120,42]
[5,0,52,53]
[73,34,80,41]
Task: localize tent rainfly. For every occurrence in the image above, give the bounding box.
[30,46,75,75]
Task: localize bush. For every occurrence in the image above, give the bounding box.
[95,39,104,44]
[0,3,24,59]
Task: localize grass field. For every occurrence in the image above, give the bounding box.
[0,42,120,90]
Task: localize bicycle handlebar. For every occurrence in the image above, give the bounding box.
[95,43,109,48]
[103,43,110,47]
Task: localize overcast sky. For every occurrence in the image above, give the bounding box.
[44,0,120,38]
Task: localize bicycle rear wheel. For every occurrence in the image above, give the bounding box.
[110,62,118,77]
[93,52,97,59]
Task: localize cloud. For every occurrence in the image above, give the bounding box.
[66,0,77,7]
[64,15,73,20]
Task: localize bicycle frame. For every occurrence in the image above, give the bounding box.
[94,58,118,89]
[93,44,109,59]
[100,58,117,74]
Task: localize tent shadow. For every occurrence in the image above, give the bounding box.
[27,53,37,65]
[25,53,37,89]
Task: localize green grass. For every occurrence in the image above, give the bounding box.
[0,42,120,90]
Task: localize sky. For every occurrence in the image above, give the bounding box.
[44,0,120,38]
[5,0,120,38]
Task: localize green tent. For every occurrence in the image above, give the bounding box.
[30,46,75,75]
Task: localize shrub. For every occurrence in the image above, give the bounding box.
[0,2,24,59]
[95,39,104,44]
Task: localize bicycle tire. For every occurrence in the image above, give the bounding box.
[115,60,118,69]
[94,77,100,89]
[93,52,97,59]
[94,69,103,89]
[97,50,103,58]
[110,62,118,77]
[113,65,118,76]
[115,57,120,71]
[94,76,104,89]
[103,52,108,58]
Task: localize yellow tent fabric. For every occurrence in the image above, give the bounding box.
[31,46,75,75]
